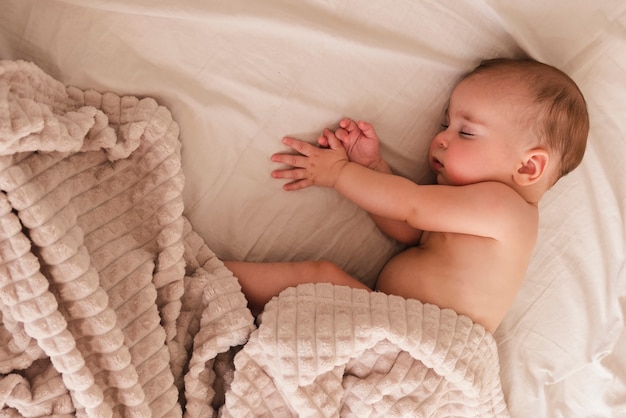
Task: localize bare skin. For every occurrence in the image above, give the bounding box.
[228,73,556,333]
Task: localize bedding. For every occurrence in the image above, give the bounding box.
[225,283,508,417]
[0,60,256,416]
[0,0,625,417]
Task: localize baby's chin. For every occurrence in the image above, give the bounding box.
[435,173,469,186]
[435,173,449,185]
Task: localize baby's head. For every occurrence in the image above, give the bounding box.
[465,58,589,186]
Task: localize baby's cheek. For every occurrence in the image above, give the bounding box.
[444,164,474,186]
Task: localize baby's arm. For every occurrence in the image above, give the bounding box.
[272,130,520,241]
[319,119,423,245]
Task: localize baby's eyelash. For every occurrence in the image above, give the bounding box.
[440,124,473,137]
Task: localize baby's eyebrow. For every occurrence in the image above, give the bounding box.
[459,111,486,126]
[446,107,487,126]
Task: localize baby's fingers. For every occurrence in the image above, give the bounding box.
[357,120,377,139]
[281,136,315,156]
[271,167,308,180]
[271,152,308,168]
[323,128,343,150]
[317,134,329,148]
[282,179,313,191]
[271,168,312,191]
[336,120,355,141]
[340,118,358,131]
[334,127,348,142]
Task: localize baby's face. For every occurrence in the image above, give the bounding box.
[429,74,534,186]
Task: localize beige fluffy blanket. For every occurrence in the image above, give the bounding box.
[223,284,509,417]
[0,60,509,417]
[0,60,255,417]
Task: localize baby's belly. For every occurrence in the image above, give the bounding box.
[376,247,502,332]
[377,247,453,306]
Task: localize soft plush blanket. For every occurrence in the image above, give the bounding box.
[0,60,508,417]
[224,283,509,417]
[0,60,255,417]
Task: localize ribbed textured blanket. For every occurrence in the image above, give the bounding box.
[0,60,255,417]
[224,283,509,417]
[0,60,509,417]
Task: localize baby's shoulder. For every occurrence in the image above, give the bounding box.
[467,181,538,237]
[469,181,535,210]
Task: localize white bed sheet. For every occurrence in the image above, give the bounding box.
[0,0,624,416]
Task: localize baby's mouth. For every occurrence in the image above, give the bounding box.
[432,157,444,170]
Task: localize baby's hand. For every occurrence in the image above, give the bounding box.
[319,119,383,170]
[272,129,349,191]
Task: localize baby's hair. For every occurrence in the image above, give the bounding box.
[468,58,589,183]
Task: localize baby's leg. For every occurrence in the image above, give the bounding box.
[224,260,371,314]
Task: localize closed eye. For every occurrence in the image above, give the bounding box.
[441,118,474,137]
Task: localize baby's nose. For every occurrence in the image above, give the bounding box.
[434,133,448,149]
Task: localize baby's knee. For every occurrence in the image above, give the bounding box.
[310,259,343,278]
[302,260,367,290]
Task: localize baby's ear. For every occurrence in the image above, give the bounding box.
[514,148,550,186]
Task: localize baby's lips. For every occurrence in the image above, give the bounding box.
[431,156,444,171]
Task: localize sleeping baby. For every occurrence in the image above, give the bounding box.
[225,58,589,333]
